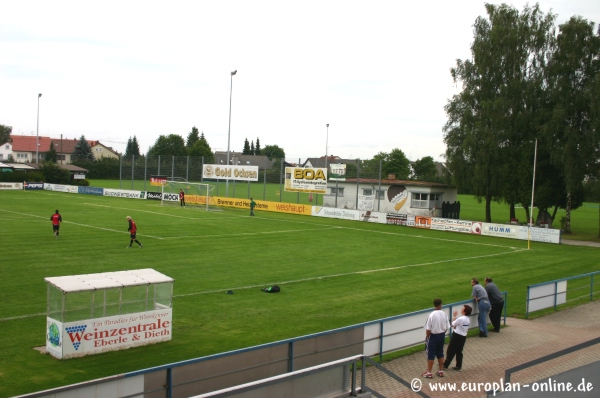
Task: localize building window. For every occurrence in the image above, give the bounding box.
[362,189,373,196]
[375,189,386,199]
[0,154,3,159]
[411,192,443,209]
[329,187,344,196]
[411,193,429,208]
[5,144,8,149]
[430,193,442,208]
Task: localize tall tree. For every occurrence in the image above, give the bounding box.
[262,144,285,160]
[242,138,251,155]
[147,134,187,157]
[444,4,555,222]
[189,140,214,163]
[0,124,11,144]
[250,140,255,155]
[45,142,57,163]
[412,156,439,182]
[543,16,600,233]
[255,138,261,155]
[73,135,94,162]
[131,136,141,156]
[125,136,141,157]
[383,148,411,180]
[187,127,200,148]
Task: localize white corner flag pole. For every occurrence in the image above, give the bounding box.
[528,139,538,250]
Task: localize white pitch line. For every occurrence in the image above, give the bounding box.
[339,226,523,251]
[162,226,339,239]
[174,248,529,298]
[84,203,240,221]
[0,209,164,239]
[83,202,522,251]
[0,247,527,322]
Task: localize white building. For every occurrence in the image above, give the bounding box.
[323,178,457,216]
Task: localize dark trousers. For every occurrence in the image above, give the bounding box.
[489,301,504,332]
[444,333,467,369]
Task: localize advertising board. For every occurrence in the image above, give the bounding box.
[44,183,78,193]
[284,167,327,194]
[78,186,104,195]
[24,182,44,190]
[312,206,359,221]
[103,189,145,199]
[46,309,172,359]
[431,217,473,233]
[202,165,259,181]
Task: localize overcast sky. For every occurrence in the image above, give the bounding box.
[1,1,598,162]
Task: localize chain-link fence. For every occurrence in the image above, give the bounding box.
[115,155,390,208]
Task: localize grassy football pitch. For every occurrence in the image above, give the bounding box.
[0,189,598,396]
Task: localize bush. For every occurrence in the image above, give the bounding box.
[73,178,90,186]
[0,171,45,183]
[39,162,71,184]
[73,157,121,179]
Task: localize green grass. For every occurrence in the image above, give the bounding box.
[91,179,600,242]
[1,188,599,396]
[90,179,324,206]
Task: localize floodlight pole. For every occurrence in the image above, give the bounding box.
[226,70,237,197]
[528,139,538,250]
[36,93,42,163]
[325,123,329,171]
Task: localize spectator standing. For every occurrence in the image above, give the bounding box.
[422,298,450,378]
[485,277,504,333]
[50,210,62,239]
[250,198,256,216]
[471,278,490,337]
[443,305,472,371]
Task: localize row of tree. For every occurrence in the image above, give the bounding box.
[443,4,600,232]
[134,127,288,163]
[1,122,450,184]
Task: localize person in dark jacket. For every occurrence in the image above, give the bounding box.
[485,277,504,332]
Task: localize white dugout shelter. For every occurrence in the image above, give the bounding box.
[45,268,174,359]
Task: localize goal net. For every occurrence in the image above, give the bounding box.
[161,180,217,211]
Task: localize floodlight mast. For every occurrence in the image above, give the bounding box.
[226,70,237,197]
[325,123,329,171]
[36,93,42,163]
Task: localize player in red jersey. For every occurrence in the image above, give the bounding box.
[50,210,62,239]
[126,216,143,248]
[179,189,186,207]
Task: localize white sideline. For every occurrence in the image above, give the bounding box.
[174,248,528,298]
[0,202,527,322]
[0,248,526,322]
[0,209,165,239]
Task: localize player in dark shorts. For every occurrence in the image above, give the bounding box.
[179,189,186,207]
[50,210,62,239]
[126,216,143,248]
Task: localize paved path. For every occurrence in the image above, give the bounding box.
[561,238,600,247]
[362,300,600,397]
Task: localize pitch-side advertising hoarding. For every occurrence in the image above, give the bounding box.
[46,309,172,359]
[285,167,327,194]
[202,165,259,181]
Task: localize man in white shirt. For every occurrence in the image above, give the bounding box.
[423,298,451,378]
[443,305,472,371]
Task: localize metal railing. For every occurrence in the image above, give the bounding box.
[18,295,506,398]
[526,271,600,318]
